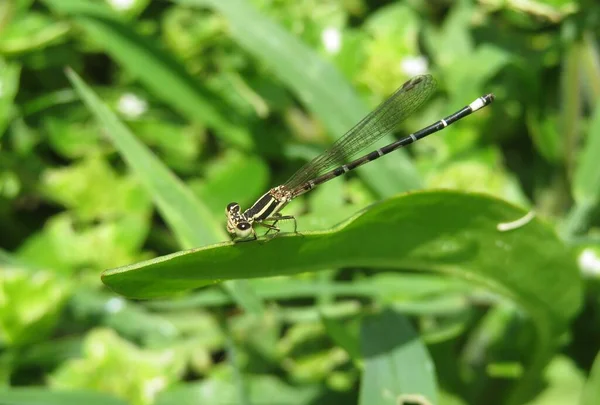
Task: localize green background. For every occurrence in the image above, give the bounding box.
[0,0,598,404]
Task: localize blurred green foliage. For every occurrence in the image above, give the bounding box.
[1,0,600,404]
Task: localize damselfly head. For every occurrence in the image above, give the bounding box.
[226,202,254,238]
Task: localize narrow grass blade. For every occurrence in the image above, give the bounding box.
[66,68,263,313]
[561,40,582,178]
[66,68,224,247]
[564,103,600,237]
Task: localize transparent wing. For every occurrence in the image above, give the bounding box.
[284,74,437,190]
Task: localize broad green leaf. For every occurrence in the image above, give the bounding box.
[359,309,437,405]
[66,68,264,313]
[175,0,423,197]
[102,190,582,389]
[43,0,253,149]
[580,350,600,405]
[0,389,128,405]
[103,190,579,310]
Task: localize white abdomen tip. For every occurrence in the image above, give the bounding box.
[469,97,486,112]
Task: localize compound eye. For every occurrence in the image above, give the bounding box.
[235,222,253,238]
[226,202,240,213]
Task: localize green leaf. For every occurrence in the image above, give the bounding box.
[0,389,128,405]
[0,59,20,137]
[66,68,264,313]
[103,190,578,306]
[572,103,600,203]
[563,102,600,237]
[43,0,253,149]
[102,191,581,375]
[17,212,150,272]
[175,0,422,196]
[0,265,71,347]
[580,31,600,107]
[561,40,582,175]
[581,350,600,405]
[41,155,152,221]
[359,309,437,405]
